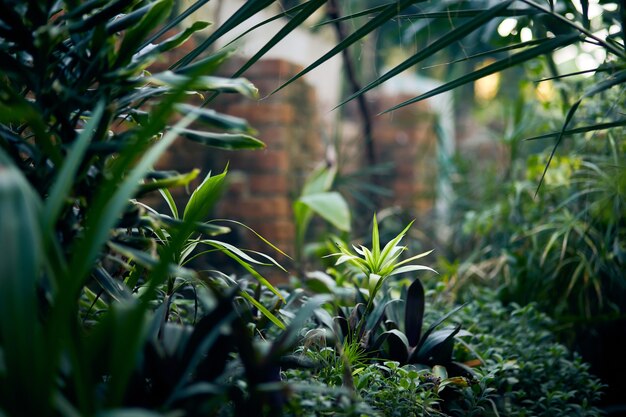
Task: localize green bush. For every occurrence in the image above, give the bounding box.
[283,286,603,417]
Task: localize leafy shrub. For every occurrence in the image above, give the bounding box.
[283,288,604,417]
[445,290,604,417]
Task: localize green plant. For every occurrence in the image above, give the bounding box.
[293,163,351,269]
[325,214,435,347]
[446,290,605,417]
[373,279,469,373]
[328,214,435,299]
[0,1,338,415]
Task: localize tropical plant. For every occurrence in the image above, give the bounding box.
[324,215,436,347]
[0,0,332,415]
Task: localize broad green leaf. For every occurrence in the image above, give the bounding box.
[92,266,134,302]
[0,154,51,416]
[302,165,337,196]
[177,128,265,150]
[337,0,514,109]
[299,191,351,232]
[183,168,228,222]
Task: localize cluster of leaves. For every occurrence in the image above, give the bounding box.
[0,1,339,416]
[453,132,625,324]
[283,286,604,417]
[448,290,605,417]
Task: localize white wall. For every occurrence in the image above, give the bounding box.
[192,1,343,117]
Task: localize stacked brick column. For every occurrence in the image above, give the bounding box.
[209,59,323,262]
[370,95,437,214]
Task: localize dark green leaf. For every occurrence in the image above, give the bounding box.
[272,0,425,95]
[405,278,425,347]
[383,34,580,113]
[233,0,327,77]
[337,0,515,108]
[183,168,228,222]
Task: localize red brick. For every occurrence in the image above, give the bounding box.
[251,149,290,173]
[249,174,289,195]
[257,126,290,148]
[253,220,296,242]
[233,197,292,220]
[246,59,302,79]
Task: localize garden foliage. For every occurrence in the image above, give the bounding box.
[0,0,618,416]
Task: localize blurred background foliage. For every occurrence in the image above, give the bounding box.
[1,0,625,415]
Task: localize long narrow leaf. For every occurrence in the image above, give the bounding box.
[45,102,105,229]
[172,0,276,69]
[383,34,580,114]
[233,0,327,77]
[239,291,285,330]
[272,0,424,95]
[525,120,626,141]
[336,1,514,109]
[535,70,626,194]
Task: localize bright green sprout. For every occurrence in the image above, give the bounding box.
[327,214,436,296]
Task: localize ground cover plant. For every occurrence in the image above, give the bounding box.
[1,0,621,416]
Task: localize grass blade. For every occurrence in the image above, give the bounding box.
[524,120,626,141]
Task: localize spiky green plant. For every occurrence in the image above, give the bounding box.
[328,214,436,298]
[327,214,436,345]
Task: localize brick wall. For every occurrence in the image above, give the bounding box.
[150,55,438,281]
[208,59,324,265]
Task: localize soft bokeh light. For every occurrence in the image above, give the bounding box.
[497,18,517,37]
[520,27,533,43]
[475,60,500,102]
[536,80,556,102]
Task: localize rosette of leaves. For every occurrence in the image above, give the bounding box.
[327,214,436,299]
[373,279,471,375]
